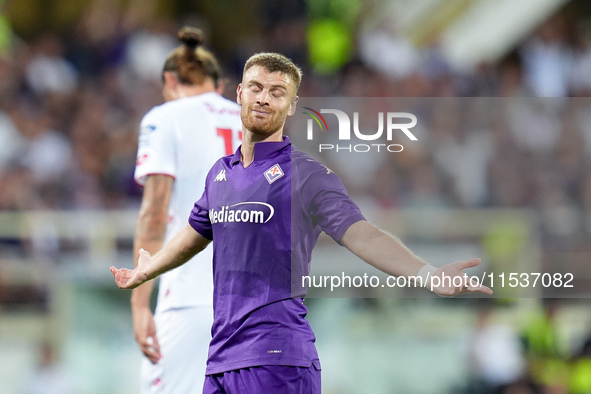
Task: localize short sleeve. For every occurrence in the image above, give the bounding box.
[134,107,177,186]
[301,164,365,244]
[189,187,213,240]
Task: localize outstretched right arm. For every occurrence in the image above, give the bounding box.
[111,224,211,289]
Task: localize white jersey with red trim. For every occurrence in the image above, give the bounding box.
[135,92,242,311]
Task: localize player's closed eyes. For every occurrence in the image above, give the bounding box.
[247,83,286,98]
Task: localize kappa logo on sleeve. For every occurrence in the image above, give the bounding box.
[264,164,284,184]
[214,169,227,182]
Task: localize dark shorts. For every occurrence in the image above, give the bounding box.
[203,364,321,394]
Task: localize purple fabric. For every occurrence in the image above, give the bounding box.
[189,136,365,375]
[202,364,321,394]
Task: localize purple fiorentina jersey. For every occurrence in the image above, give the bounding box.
[189,136,365,375]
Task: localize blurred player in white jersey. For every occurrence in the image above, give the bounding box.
[132,27,242,393]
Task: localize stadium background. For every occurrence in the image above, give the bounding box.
[2,0,591,392]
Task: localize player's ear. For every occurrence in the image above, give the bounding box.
[288,95,299,116]
[236,83,243,105]
[163,71,178,90]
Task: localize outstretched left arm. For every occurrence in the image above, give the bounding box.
[340,220,492,297]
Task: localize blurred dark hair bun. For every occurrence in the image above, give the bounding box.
[178,27,204,50]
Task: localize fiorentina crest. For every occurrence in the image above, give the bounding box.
[264,164,284,184]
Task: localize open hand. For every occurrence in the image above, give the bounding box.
[430,258,493,297]
[110,249,151,289]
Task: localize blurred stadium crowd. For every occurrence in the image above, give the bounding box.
[2,0,591,393]
[0,1,590,215]
[1,1,591,263]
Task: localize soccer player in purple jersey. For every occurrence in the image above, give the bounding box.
[111,52,492,394]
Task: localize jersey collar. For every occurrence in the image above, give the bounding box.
[231,136,291,166]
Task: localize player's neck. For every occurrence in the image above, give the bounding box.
[240,129,283,168]
[177,84,216,98]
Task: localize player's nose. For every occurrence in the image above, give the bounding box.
[256,90,271,106]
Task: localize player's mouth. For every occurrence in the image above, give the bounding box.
[251,107,272,116]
